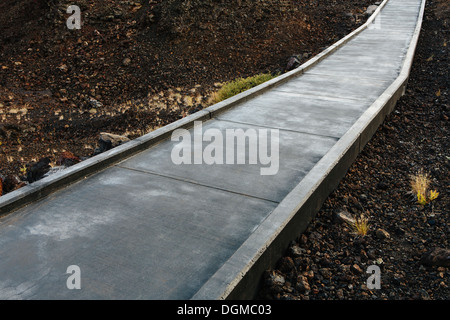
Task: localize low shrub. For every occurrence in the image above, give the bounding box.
[211,73,278,104]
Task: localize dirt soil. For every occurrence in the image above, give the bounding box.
[0,0,375,193]
[258,0,449,300]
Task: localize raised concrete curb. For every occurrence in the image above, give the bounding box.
[193,0,427,300]
[0,0,389,218]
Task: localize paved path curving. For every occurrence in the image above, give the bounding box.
[0,0,425,300]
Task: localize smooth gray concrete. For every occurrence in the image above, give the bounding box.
[0,0,425,299]
[0,167,278,299]
[216,92,376,137]
[119,120,338,203]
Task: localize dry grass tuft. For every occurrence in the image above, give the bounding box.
[410,169,439,205]
[350,214,370,237]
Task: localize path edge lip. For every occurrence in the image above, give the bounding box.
[191,0,426,300]
[0,1,386,218]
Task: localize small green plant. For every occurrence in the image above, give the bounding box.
[19,165,27,174]
[211,73,278,104]
[429,190,439,201]
[410,169,439,205]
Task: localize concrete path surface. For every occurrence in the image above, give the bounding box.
[0,0,425,300]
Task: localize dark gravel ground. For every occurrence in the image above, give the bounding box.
[258,0,449,301]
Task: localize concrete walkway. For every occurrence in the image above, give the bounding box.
[0,0,425,300]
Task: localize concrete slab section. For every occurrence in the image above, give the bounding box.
[381,4,421,11]
[119,120,338,203]
[338,39,410,52]
[274,73,391,101]
[335,37,410,54]
[323,51,406,66]
[306,66,400,82]
[361,28,415,40]
[0,166,278,299]
[216,91,371,137]
[305,54,403,80]
[307,52,403,72]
